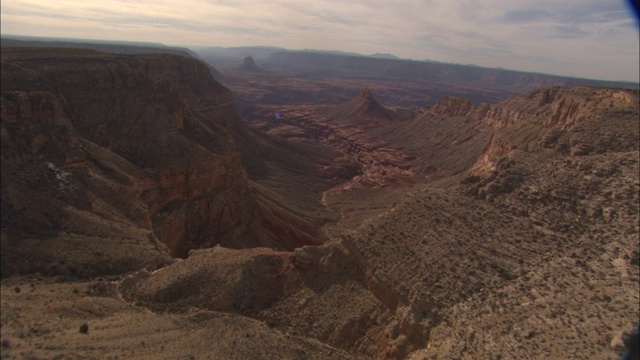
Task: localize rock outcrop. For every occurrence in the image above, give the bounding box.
[426,96,475,117]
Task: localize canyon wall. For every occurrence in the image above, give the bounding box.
[1,48,270,273]
[423,87,640,176]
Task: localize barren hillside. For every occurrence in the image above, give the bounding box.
[1,46,638,359]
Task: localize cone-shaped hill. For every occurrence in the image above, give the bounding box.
[238,56,263,72]
[328,88,398,127]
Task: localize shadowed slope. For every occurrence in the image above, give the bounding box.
[0,47,331,273]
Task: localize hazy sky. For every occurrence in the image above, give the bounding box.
[2,0,639,82]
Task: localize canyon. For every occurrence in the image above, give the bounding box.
[1,44,638,359]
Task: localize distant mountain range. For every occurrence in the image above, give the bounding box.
[1,35,639,106]
[3,35,637,91]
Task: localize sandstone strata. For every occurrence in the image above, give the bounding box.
[1,47,320,274]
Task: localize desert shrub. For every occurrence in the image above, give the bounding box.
[460,175,481,184]
[79,323,89,334]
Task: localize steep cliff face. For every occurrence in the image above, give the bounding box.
[1,90,170,276]
[1,91,90,236]
[1,47,263,270]
[426,96,476,118]
[473,87,638,175]
[423,87,640,176]
[472,86,636,128]
[428,86,638,129]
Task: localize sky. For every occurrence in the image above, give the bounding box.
[1,0,639,82]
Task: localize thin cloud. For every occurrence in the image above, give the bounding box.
[550,26,589,39]
[503,9,553,23]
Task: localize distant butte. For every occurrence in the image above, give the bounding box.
[238,56,262,72]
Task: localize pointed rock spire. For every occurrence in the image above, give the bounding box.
[328,87,396,127]
[360,87,373,100]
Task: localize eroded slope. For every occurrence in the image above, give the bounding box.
[1,47,638,360]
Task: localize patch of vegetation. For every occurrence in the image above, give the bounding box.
[460,175,481,184]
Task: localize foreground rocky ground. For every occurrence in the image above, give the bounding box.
[1,46,638,359]
[1,274,353,359]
